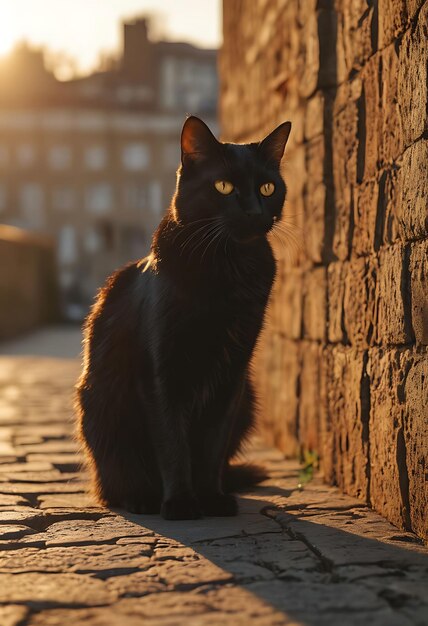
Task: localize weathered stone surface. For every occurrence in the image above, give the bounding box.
[322,346,370,499]
[0,543,152,575]
[340,2,375,74]
[27,453,82,466]
[379,43,404,164]
[272,268,302,340]
[304,91,324,140]
[378,0,408,48]
[398,139,428,241]
[34,516,154,547]
[343,255,377,348]
[37,493,96,508]
[0,482,85,494]
[375,244,412,346]
[303,267,326,340]
[397,5,428,147]
[403,354,428,541]
[327,261,347,343]
[352,178,379,256]
[361,56,381,180]
[410,240,428,345]
[0,572,116,606]
[331,81,360,260]
[0,461,55,473]
[0,508,43,524]
[0,524,36,539]
[0,605,29,626]
[369,349,413,531]
[257,337,300,456]
[0,470,80,483]
[0,493,30,506]
[298,342,321,453]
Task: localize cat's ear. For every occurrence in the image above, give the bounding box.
[258,121,292,166]
[181,116,220,162]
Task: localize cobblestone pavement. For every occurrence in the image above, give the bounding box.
[0,349,427,625]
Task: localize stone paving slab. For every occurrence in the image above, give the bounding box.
[0,355,427,626]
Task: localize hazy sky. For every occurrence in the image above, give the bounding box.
[0,0,221,77]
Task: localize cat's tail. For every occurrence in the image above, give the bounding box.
[223,463,268,493]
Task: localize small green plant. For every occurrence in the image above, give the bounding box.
[297,449,319,489]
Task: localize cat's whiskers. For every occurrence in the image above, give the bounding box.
[193,222,225,262]
[173,217,219,245]
[187,223,224,260]
[199,224,226,262]
[179,219,221,255]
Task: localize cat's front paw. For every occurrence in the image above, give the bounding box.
[161,495,201,520]
[200,493,238,517]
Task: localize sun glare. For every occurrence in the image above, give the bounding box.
[0,0,221,79]
[0,7,23,56]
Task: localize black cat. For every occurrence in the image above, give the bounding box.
[76,116,291,520]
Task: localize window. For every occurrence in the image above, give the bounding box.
[19,183,45,229]
[52,186,76,211]
[49,145,72,170]
[83,227,102,253]
[85,183,113,215]
[16,143,36,167]
[123,183,147,210]
[84,145,107,170]
[58,225,77,264]
[122,143,150,170]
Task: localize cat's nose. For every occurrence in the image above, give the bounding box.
[243,199,263,216]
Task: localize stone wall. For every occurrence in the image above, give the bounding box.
[221,0,428,541]
[0,225,59,340]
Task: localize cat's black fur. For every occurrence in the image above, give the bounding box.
[76,116,291,520]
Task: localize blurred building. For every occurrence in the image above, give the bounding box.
[0,18,217,319]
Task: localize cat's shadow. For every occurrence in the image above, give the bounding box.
[113,483,428,624]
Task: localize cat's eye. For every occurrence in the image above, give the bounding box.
[215,180,234,195]
[260,182,275,197]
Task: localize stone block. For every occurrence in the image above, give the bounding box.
[319,346,334,483]
[379,44,404,165]
[344,255,377,348]
[397,139,428,241]
[327,261,348,343]
[304,184,326,263]
[331,81,360,259]
[276,339,301,456]
[381,167,401,244]
[341,3,375,74]
[352,178,379,256]
[369,348,415,531]
[304,91,324,140]
[397,5,428,147]
[378,0,408,48]
[299,342,321,454]
[278,268,303,340]
[298,10,320,97]
[376,244,413,346]
[323,346,370,499]
[361,56,381,181]
[410,240,428,345]
[303,267,326,340]
[256,335,300,457]
[403,353,428,541]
